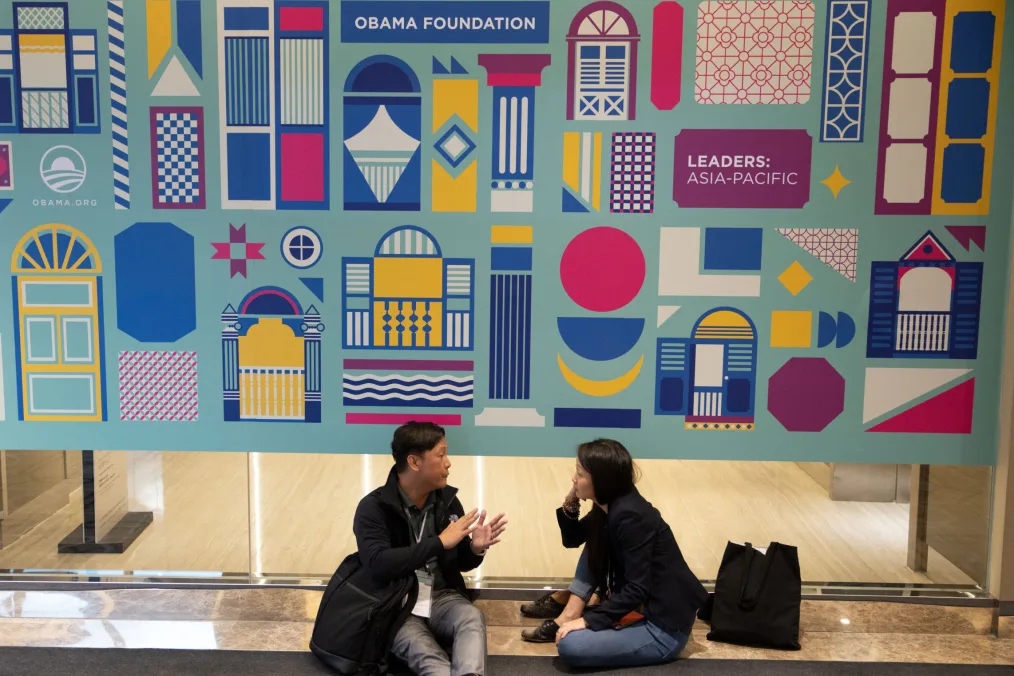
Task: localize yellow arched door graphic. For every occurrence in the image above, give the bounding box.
[238,318,305,420]
[11,224,104,422]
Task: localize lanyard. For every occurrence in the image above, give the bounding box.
[407,510,428,544]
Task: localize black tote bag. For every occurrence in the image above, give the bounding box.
[705,541,801,650]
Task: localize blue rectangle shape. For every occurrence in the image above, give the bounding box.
[227,133,272,201]
[950,11,995,73]
[341,1,550,43]
[703,228,764,271]
[0,76,15,126]
[554,408,641,429]
[491,247,532,271]
[224,6,270,30]
[941,144,986,204]
[945,79,990,139]
[75,76,96,126]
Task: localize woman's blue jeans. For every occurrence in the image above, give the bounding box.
[558,549,689,669]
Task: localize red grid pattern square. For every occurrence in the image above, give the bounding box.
[696,1,815,104]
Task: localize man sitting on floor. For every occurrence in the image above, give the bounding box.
[353,421,507,676]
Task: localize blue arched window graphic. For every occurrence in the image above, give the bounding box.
[866,231,983,359]
[343,56,422,212]
[11,224,106,422]
[654,307,758,431]
[221,286,323,424]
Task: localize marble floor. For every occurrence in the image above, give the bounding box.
[0,589,1009,665]
[0,451,977,586]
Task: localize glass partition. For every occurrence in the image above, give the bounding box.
[0,449,991,595]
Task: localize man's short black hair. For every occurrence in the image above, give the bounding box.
[392,421,446,472]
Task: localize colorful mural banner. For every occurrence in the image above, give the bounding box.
[0,0,1009,467]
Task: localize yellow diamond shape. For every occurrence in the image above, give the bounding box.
[778,261,813,296]
[821,165,852,199]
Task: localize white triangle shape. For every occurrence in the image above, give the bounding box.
[862,368,971,423]
[152,55,200,97]
[344,106,420,153]
[657,305,681,328]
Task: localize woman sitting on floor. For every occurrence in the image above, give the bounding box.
[520,439,707,668]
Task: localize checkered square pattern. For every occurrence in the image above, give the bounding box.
[610,132,656,214]
[119,351,198,422]
[155,111,202,205]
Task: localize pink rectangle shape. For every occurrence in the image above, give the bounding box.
[279,6,324,31]
[346,413,462,426]
[651,2,683,110]
[281,133,325,203]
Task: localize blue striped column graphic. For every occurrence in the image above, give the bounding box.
[108,1,129,209]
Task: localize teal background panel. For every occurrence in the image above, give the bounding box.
[0,0,1009,465]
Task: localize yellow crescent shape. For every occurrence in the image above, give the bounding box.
[557,353,644,397]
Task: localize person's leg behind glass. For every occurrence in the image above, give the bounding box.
[523,548,594,642]
[390,614,452,676]
[428,589,486,676]
[556,620,689,669]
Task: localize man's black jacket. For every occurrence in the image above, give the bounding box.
[353,466,485,598]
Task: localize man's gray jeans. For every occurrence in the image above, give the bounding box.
[391,588,486,676]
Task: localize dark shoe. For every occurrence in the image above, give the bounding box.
[520,592,566,619]
[521,619,559,643]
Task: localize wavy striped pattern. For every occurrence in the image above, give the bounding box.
[342,373,473,408]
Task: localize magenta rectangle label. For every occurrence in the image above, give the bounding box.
[343,359,474,371]
[346,413,462,426]
[672,129,812,209]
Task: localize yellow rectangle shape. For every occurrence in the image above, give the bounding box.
[373,258,443,298]
[19,34,65,49]
[931,0,1005,216]
[374,300,443,348]
[562,132,580,192]
[432,79,479,133]
[770,311,813,348]
[490,225,533,244]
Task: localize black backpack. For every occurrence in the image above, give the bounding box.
[310,553,418,675]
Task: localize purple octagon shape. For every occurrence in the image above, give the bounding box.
[768,357,846,432]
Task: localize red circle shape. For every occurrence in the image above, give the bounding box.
[560,227,645,312]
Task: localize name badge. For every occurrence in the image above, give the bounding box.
[412,569,434,618]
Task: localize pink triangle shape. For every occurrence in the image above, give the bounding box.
[867,378,974,434]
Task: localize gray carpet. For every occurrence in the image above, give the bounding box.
[0,649,1011,676]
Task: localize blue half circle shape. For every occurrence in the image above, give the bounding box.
[836,311,856,348]
[558,317,646,361]
[817,311,836,348]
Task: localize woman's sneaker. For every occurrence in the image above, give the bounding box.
[520,592,566,619]
[521,620,559,643]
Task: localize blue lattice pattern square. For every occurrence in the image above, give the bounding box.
[820,0,871,142]
[156,112,202,205]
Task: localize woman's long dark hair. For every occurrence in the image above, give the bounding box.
[578,439,638,597]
